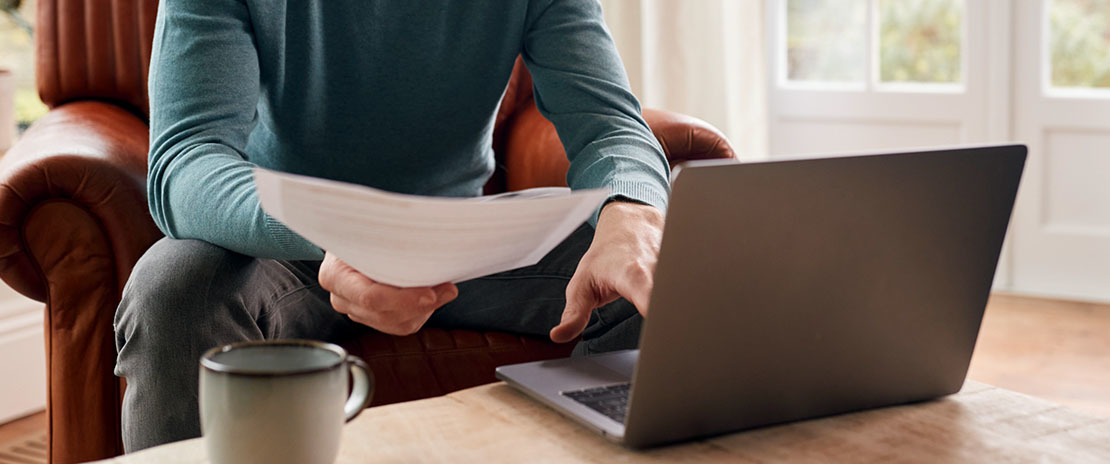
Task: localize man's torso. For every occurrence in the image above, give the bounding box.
[244,1,537,196]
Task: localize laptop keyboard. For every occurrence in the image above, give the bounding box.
[561,383,631,424]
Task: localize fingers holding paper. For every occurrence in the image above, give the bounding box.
[320,251,458,335]
[550,202,665,344]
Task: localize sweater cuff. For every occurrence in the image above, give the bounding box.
[590,178,670,226]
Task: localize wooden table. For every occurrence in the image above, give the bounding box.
[97,381,1110,463]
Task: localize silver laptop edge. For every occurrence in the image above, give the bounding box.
[498,352,635,441]
[497,144,1027,448]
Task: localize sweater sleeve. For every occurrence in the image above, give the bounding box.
[147,0,323,260]
[522,0,671,224]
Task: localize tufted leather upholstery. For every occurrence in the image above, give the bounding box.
[34,0,158,115]
[0,1,737,463]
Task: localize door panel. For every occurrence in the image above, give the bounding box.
[773,119,962,155]
[767,0,1015,286]
[1011,0,1110,302]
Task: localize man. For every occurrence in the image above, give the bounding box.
[114,0,670,452]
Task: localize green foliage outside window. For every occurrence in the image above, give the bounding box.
[788,0,1110,89]
[878,0,962,84]
[786,0,866,83]
[1051,0,1110,88]
[788,0,964,85]
[2,0,47,131]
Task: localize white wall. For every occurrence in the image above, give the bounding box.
[0,283,45,423]
[600,0,769,160]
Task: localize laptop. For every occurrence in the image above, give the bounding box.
[496,144,1027,448]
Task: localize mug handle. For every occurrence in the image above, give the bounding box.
[344,355,375,422]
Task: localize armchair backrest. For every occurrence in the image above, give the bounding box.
[35,0,159,115]
[34,0,538,127]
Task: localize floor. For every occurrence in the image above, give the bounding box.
[967,293,1110,418]
[0,412,44,463]
[0,294,1107,448]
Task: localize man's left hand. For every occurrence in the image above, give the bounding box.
[549,201,665,343]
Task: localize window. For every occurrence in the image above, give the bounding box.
[786,0,867,84]
[1048,0,1110,92]
[782,0,965,90]
[878,0,963,84]
[773,0,1110,301]
[1,0,47,133]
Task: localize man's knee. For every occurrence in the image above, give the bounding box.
[114,238,248,350]
[532,223,596,277]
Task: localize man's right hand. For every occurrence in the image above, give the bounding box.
[318,251,458,335]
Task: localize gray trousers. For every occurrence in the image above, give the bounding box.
[113,224,641,452]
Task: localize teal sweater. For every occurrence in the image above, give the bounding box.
[148,0,670,260]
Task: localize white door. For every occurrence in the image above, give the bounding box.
[766,0,1015,284]
[0,284,44,422]
[766,0,1007,157]
[1011,0,1110,302]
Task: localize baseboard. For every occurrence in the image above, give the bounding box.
[0,292,45,424]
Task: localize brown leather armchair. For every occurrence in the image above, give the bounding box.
[0,1,736,463]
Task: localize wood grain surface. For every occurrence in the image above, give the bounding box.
[98,381,1110,463]
[969,293,1110,418]
[0,412,46,464]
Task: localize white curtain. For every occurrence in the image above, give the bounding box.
[601,0,768,160]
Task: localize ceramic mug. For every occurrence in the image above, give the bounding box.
[199,340,374,464]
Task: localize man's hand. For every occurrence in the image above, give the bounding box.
[319,252,458,335]
[550,201,665,343]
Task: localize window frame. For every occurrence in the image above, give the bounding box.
[1042,0,1110,99]
[775,0,969,94]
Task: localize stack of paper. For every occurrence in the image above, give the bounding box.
[254,169,609,287]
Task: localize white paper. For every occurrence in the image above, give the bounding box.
[254,168,610,287]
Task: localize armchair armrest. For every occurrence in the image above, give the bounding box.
[0,101,160,463]
[641,108,736,163]
[501,104,736,191]
[0,101,160,301]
